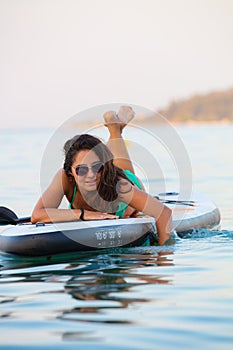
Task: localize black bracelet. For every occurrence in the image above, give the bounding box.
[79,207,85,221]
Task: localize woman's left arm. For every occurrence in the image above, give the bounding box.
[119,184,172,245]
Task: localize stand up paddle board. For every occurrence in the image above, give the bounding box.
[0,192,220,257]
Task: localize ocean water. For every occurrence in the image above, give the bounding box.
[0,123,233,350]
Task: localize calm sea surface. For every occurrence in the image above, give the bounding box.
[0,123,233,349]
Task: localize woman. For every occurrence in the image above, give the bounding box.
[31,106,172,245]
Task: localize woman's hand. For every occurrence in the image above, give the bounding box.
[81,210,119,221]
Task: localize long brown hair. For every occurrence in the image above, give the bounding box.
[63,134,132,212]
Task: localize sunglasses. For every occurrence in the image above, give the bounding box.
[74,161,104,176]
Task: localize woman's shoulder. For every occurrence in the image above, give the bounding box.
[53,168,74,195]
[121,170,143,190]
[53,168,67,182]
[117,176,134,195]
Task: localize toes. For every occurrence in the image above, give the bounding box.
[103,111,120,124]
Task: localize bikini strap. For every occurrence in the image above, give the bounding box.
[68,184,77,209]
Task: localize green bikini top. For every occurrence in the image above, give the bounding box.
[68,169,143,218]
[115,170,142,217]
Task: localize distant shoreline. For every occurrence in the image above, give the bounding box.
[0,119,232,131]
[133,118,233,127]
[157,87,233,124]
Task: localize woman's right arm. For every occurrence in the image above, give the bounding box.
[31,169,82,223]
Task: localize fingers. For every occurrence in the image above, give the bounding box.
[100,213,119,220]
[97,212,118,220]
[84,210,119,220]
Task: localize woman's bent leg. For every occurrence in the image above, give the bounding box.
[104,107,135,173]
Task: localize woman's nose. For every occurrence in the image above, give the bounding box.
[86,167,95,176]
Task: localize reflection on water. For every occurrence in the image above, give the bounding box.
[61,251,173,324]
[0,248,176,346]
[0,249,173,326]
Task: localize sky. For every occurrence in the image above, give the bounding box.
[1,0,233,128]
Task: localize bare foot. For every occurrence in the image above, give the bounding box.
[103,111,119,125]
[117,106,135,125]
[103,110,123,135]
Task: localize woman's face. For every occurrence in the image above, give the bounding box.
[71,149,103,192]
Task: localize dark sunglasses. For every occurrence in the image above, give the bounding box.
[74,161,104,176]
